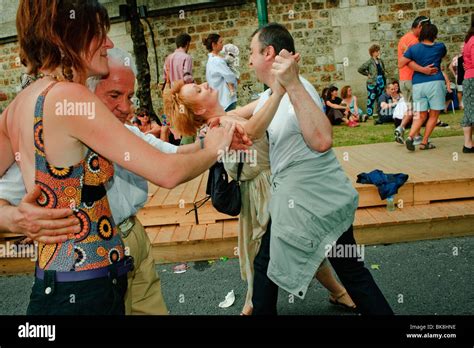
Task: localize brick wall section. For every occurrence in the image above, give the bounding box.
[1,0,473,113]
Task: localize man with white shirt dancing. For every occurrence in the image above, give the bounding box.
[248,23,393,315]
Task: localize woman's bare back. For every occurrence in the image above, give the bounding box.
[3,79,89,193]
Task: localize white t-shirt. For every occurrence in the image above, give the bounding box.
[205,54,237,110]
[393,96,407,120]
[253,76,325,176]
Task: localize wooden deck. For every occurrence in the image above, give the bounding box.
[139,136,474,264]
[336,136,474,207]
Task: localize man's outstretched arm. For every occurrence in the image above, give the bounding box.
[273,50,332,152]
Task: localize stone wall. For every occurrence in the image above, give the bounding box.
[1,0,472,113]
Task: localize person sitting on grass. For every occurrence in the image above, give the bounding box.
[341,85,368,122]
[392,80,402,98]
[324,86,359,127]
[376,84,398,125]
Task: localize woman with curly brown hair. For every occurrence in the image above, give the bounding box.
[0,0,239,315]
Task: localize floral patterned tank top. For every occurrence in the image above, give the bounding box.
[34,82,125,271]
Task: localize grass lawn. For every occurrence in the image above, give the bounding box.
[333,110,465,147]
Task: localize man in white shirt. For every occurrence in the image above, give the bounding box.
[248,23,393,315]
[0,48,204,315]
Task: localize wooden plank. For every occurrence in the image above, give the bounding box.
[162,183,187,207]
[205,222,223,240]
[155,225,176,244]
[147,186,170,207]
[136,204,235,227]
[171,225,192,243]
[366,206,401,226]
[148,183,159,196]
[0,258,35,275]
[409,205,436,222]
[151,238,237,264]
[447,200,474,217]
[180,174,204,204]
[414,180,474,204]
[188,224,207,241]
[145,227,161,244]
[196,170,209,200]
[354,209,376,227]
[147,199,474,264]
[355,215,474,245]
[390,203,426,223]
[0,232,24,239]
[223,220,239,238]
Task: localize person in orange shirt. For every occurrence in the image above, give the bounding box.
[398,16,431,102]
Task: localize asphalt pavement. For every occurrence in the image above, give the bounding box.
[0,236,472,315]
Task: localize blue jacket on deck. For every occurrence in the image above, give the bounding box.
[356,170,409,200]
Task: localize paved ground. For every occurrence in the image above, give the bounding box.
[0,236,473,315]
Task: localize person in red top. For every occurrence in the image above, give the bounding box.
[0,91,7,101]
[461,13,474,153]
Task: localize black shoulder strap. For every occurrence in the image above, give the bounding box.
[237,161,244,182]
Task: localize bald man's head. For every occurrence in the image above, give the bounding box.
[94,58,136,124]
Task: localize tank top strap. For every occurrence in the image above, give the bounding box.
[33,82,59,161]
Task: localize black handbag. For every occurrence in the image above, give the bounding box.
[186,160,244,223]
[205,160,244,216]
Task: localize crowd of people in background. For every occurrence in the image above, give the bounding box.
[314,15,473,155]
[76,13,472,156]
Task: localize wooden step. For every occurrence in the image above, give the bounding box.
[147,200,474,264]
[0,233,35,275]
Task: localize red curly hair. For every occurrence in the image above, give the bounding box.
[163,80,206,136]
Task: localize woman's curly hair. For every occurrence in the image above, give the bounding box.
[163,80,205,136]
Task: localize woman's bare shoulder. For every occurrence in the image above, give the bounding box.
[47,81,93,100]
